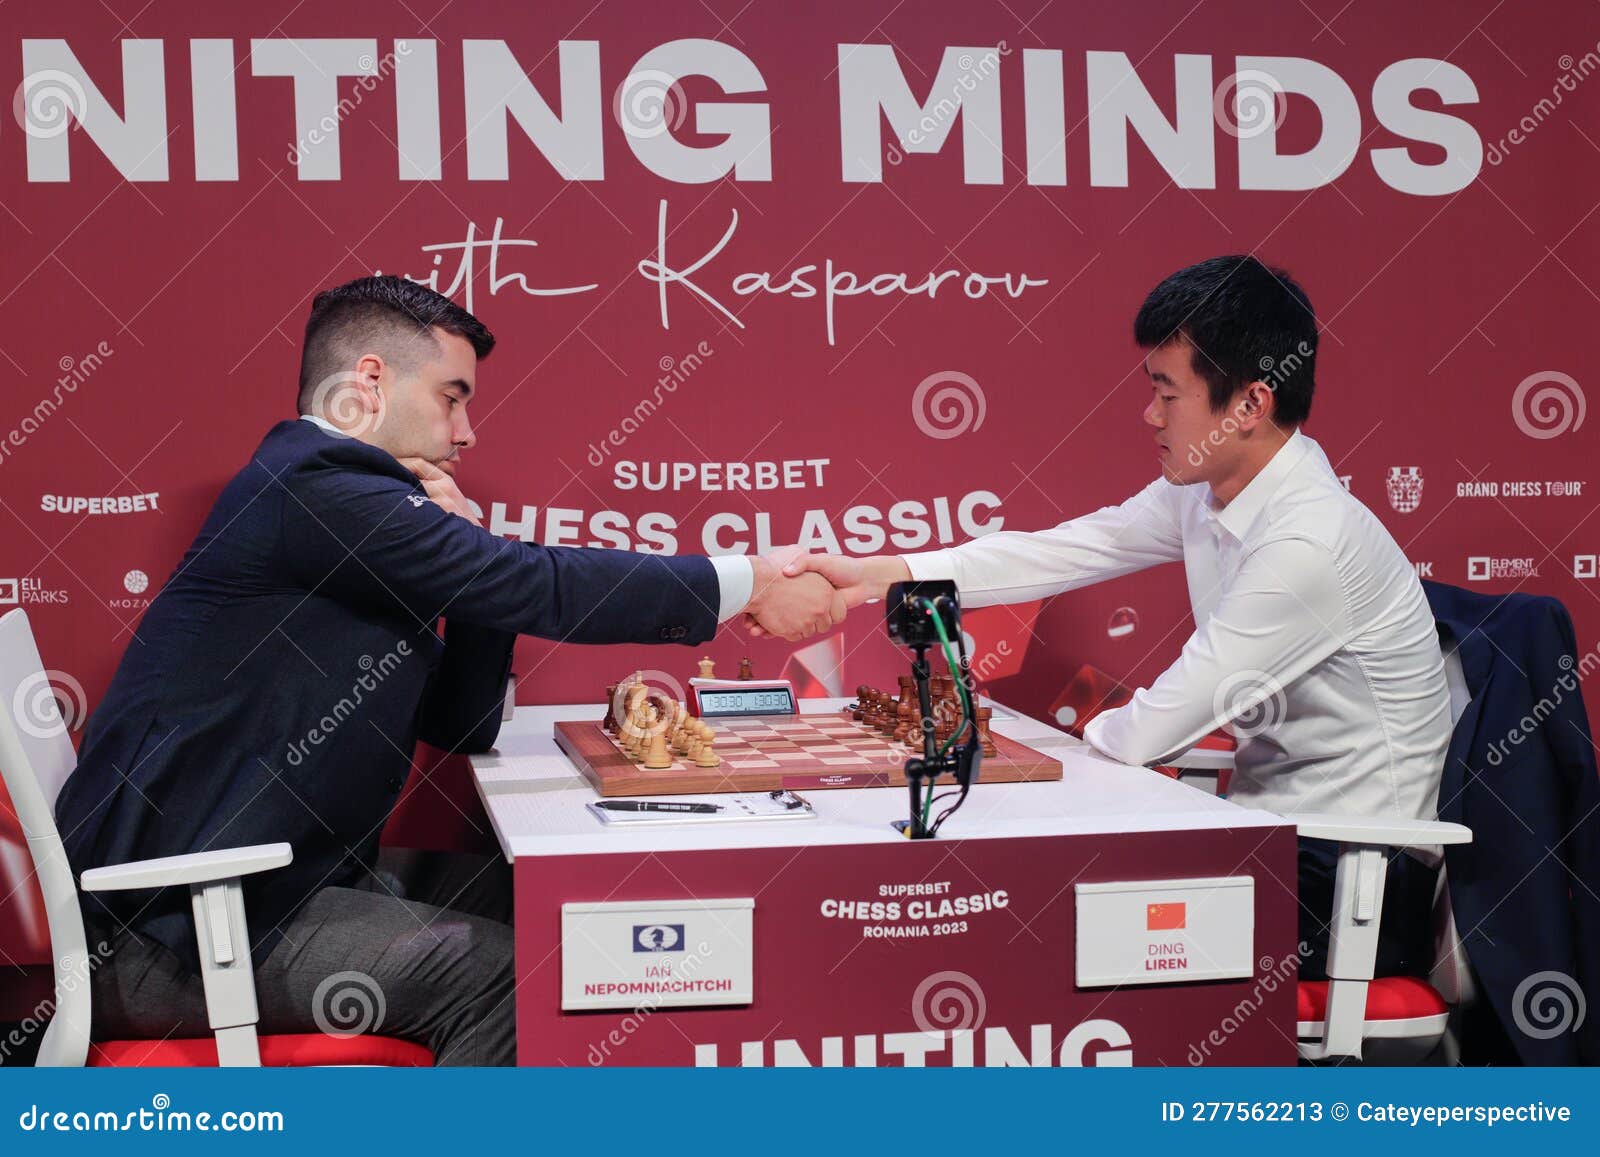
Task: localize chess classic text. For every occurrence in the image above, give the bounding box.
[821,880,1012,939]
[458,457,1004,556]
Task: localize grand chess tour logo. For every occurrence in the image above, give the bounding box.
[633,923,685,952]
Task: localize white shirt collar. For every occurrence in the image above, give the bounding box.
[298,413,349,438]
[1208,428,1311,543]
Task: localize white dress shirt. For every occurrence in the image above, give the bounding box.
[903,430,1452,822]
[296,415,753,621]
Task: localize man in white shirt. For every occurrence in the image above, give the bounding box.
[771,255,1453,978]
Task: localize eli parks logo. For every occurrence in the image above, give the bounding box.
[633,923,685,952]
[0,577,70,605]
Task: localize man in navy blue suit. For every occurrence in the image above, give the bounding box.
[55,276,844,1065]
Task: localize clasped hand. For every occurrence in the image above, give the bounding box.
[739,547,847,642]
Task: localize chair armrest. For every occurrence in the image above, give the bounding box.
[1163,747,1236,771]
[1285,813,1472,850]
[80,843,292,892]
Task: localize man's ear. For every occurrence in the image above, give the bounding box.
[353,353,386,413]
[1236,380,1277,431]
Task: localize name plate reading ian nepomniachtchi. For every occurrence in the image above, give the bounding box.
[561,898,755,1011]
[1073,876,1255,988]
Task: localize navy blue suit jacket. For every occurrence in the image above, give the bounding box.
[56,419,720,969]
[1424,581,1600,1064]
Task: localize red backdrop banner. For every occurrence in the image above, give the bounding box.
[2,1,1597,973]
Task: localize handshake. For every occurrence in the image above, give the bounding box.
[738,548,910,642]
[395,460,904,645]
[396,457,902,643]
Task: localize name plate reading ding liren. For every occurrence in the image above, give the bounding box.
[561,898,754,1011]
[1074,876,1254,988]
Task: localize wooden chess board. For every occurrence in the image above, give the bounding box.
[555,711,1064,797]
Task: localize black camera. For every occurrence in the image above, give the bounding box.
[881,579,981,840]
[884,580,961,648]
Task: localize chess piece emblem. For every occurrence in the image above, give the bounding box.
[1385,466,1423,514]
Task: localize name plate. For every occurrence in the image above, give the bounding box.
[1074,876,1254,987]
[561,898,754,1011]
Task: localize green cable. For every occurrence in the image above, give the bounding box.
[914,597,973,829]
[922,599,972,754]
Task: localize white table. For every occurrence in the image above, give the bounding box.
[467,698,1299,1067]
[470,697,1283,859]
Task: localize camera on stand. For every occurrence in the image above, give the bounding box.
[882,580,982,839]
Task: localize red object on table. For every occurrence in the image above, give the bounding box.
[1047,664,1134,736]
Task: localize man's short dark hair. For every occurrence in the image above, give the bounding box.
[1133,255,1317,427]
[296,276,495,413]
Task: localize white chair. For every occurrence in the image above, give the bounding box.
[1164,644,1476,1063]
[0,607,429,1067]
[1280,813,1471,1062]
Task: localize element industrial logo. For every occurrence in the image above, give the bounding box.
[1468,557,1540,582]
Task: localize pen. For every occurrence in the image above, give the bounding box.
[595,800,721,814]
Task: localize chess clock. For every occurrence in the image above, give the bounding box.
[688,677,799,719]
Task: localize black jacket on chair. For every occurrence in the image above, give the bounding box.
[56,418,720,970]
[1424,580,1600,1064]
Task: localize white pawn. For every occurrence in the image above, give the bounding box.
[693,720,721,768]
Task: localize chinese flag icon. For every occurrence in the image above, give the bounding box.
[1147,902,1186,931]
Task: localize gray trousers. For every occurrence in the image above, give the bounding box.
[87,850,517,1066]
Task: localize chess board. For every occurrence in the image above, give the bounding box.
[555,711,1064,797]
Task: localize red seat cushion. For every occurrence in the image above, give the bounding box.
[1297,976,1448,1022]
[89,1033,433,1067]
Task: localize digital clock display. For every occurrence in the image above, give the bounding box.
[697,688,796,717]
